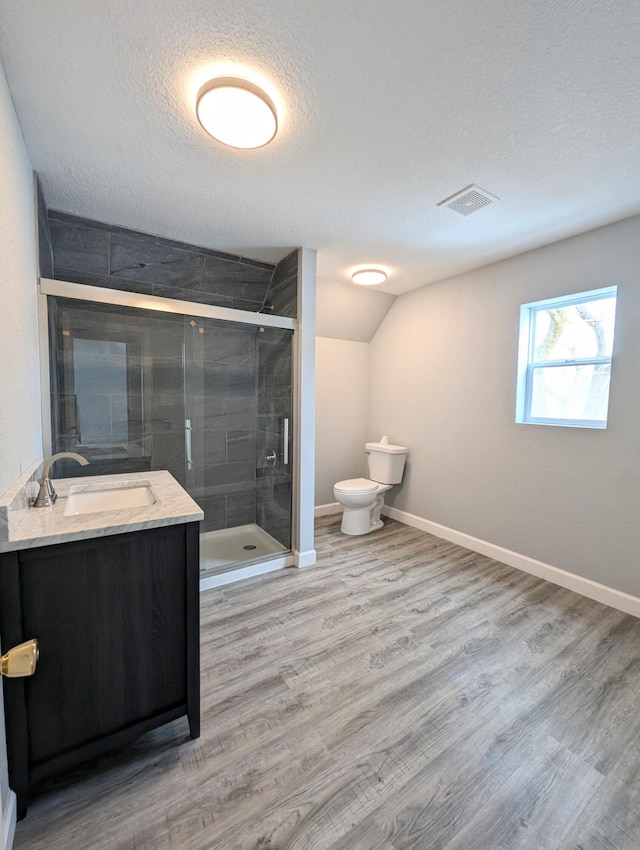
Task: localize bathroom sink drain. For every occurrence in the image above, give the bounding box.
[243,544,257,551]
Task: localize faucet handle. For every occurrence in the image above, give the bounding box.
[31,477,58,507]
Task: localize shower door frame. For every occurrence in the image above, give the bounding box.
[38,274,308,582]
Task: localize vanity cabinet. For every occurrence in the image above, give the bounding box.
[0,521,200,817]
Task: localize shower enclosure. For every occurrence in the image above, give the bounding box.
[47,296,294,580]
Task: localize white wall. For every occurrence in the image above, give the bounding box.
[370,216,640,596]
[294,248,317,567]
[315,337,370,505]
[0,60,41,850]
[0,67,41,495]
[314,277,394,507]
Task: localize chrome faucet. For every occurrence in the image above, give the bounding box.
[31,452,89,507]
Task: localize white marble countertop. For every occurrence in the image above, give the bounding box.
[0,470,204,553]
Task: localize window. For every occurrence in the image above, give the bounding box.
[515,286,617,428]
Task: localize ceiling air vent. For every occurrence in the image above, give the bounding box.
[437,184,500,216]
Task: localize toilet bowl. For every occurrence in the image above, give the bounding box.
[333,437,408,536]
[333,478,391,536]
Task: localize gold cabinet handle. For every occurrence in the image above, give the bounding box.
[1,639,39,677]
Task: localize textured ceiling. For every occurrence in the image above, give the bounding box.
[1,0,639,295]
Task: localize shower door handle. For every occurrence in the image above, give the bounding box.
[283,418,289,466]
[185,419,193,471]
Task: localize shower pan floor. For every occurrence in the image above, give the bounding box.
[201,523,285,572]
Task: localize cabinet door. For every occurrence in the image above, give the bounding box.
[18,526,187,766]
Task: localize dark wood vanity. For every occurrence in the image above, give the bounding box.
[0,520,200,818]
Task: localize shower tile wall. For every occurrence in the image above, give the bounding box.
[196,320,258,533]
[146,317,189,487]
[36,178,54,278]
[265,250,298,319]
[46,211,281,313]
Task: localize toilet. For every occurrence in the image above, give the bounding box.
[333,436,408,535]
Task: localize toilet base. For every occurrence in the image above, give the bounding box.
[339,493,386,535]
[341,514,385,535]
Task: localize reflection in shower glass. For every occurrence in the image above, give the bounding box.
[72,339,128,444]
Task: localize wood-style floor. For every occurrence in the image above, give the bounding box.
[14,516,640,849]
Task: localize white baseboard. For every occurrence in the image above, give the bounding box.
[2,789,16,850]
[314,502,341,517]
[382,505,640,619]
[295,548,317,569]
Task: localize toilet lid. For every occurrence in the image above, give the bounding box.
[334,477,378,494]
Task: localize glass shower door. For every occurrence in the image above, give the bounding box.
[48,298,187,482]
[184,317,294,575]
[255,326,294,552]
[48,296,295,578]
[182,316,205,508]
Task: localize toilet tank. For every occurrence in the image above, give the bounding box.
[365,438,408,484]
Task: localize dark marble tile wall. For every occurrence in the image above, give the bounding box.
[47,211,280,314]
[194,319,258,533]
[256,327,293,547]
[256,469,292,548]
[147,321,189,489]
[264,250,298,318]
[36,177,54,278]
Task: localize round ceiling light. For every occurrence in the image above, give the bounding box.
[196,77,277,149]
[351,268,388,286]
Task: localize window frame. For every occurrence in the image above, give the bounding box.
[515,285,617,429]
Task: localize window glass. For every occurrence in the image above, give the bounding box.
[529,364,612,422]
[516,287,617,428]
[533,298,616,361]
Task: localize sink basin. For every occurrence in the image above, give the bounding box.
[64,481,157,516]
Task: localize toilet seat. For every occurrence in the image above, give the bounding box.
[334,477,379,495]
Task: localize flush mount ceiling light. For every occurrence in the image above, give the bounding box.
[351,268,388,286]
[196,77,277,149]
